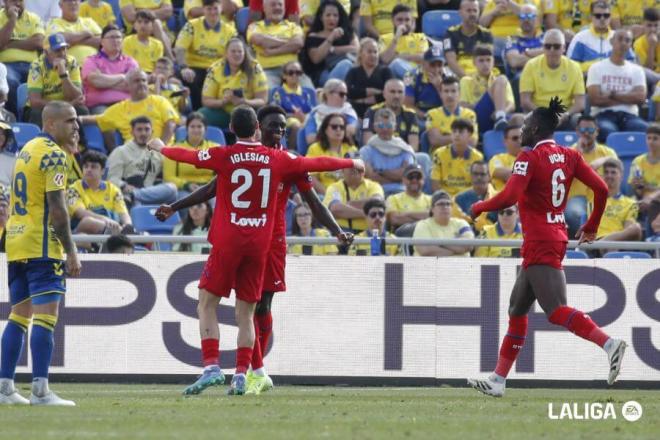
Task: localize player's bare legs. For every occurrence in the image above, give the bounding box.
[183,289,225,395]
[229,299,257,395]
[528,265,627,385]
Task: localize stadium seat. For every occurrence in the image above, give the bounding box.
[602,251,651,259]
[482,130,505,160]
[605,132,646,158]
[236,7,249,35]
[130,205,180,235]
[422,10,461,40]
[83,125,107,153]
[648,98,656,121]
[11,122,40,150]
[565,249,589,259]
[16,83,28,121]
[554,131,577,146]
[107,0,124,29]
[175,125,226,145]
[296,127,309,155]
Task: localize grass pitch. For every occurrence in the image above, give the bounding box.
[1,384,657,440]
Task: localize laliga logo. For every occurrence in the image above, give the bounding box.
[548,401,643,421]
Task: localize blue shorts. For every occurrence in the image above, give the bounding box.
[8,258,66,306]
[475,92,495,133]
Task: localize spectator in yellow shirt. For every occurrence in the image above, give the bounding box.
[459,43,515,133]
[360,0,417,39]
[630,124,660,201]
[120,0,173,58]
[519,29,585,130]
[379,4,429,80]
[475,204,523,257]
[426,76,478,150]
[489,124,522,191]
[163,112,216,198]
[386,163,432,229]
[350,198,401,256]
[150,57,189,116]
[247,0,305,89]
[479,0,542,63]
[288,203,339,256]
[543,0,591,41]
[46,0,102,66]
[200,37,268,130]
[80,0,117,29]
[633,8,659,73]
[454,161,498,233]
[443,0,493,78]
[122,10,164,73]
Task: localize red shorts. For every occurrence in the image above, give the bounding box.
[262,243,287,293]
[198,248,267,303]
[521,241,567,270]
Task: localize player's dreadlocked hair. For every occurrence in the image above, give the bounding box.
[532,96,567,138]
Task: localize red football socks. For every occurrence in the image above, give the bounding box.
[201,338,219,367]
[494,315,528,378]
[549,305,609,347]
[235,347,252,375]
[255,312,273,354]
[251,316,264,370]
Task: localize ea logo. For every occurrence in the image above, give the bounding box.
[621,401,642,422]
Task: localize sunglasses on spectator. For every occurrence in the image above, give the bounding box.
[329,124,345,131]
[104,34,123,40]
[579,127,597,134]
[331,90,347,98]
[376,121,395,129]
[286,70,303,76]
[593,13,611,19]
[543,43,563,51]
[296,212,312,217]
[434,201,451,207]
[368,211,386,218]
[406,173,423,180]
[499,209,517,216]
[518,13,536,20]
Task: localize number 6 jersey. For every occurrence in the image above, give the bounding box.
[472,139,609,243]
[6,135,68,261]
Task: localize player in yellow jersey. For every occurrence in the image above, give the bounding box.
[0,101,81,406]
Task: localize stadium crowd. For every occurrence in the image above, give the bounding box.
[0,0,658,257]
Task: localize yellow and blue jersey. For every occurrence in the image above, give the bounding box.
[426,106,479,146]
[288,228,338,256]
[404,67,442,114]
[271,84,317,115]
[247,20,303,69]
[431,145,484,196]
[27,54,82,104]
[594,193,639,238]
[122,35,164,73]
[0,8,44,63]
[5,135,67,261]
[80,1,117,29]
[202,58,269,113]
[175,17,237,69]
[67,179,128,222]
[629,153,660,196]
[474,222,523,257]
[568,143,618,201]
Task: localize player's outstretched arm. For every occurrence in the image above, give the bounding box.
[47,189,82,277]
[471,175,526,219]
[155,177,217,222]
[574,157,609,242]
[300,188,353,245]
[291,155,363,176]
[148,139,223,171]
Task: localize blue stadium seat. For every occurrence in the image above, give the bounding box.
[554,131,578,146]
[236,7,249,35]
[565,249,589,259]
[107,0,123,29]
[422,10,461,40]
[603,251,651,259]
[130,205,180,235]
[83,125,106,153]
[17,83,28,121]
[605,132,647,159]
[648,98,656,121]
[11,122,40,150]
[296,127,309,155]
[175,125,226,145]
[482,130,505,160]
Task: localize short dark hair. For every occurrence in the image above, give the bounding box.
[644,7,659,22]
[101,24,121,38]
[450,118,474,134]
[503,124,521,138]
[577,114,597,125]
[470,160,488,173]
[363,198,386,216]
[186,111,207,129]
[104,234,134,253]
[603,157,623,172]
[441,76,460,89]
[257,105,287,124]
[135,9,156,22]
[473,44,494,58]
[156,57,173,68]
[590,0,610,13]
[81,150,107,168]
[230,105,258,138]
[202,0,220,5]
[392,4,413,17]
[130,116,152,128]
[647,123,660,136]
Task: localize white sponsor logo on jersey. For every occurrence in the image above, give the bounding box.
[513,161,528,176]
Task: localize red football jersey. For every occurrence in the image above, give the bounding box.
[473,140,608,243]
[270,174,314,253]
[161,142,352,254]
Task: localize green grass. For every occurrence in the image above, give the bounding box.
[1,384,658,440]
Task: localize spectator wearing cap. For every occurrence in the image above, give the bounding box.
[361,107,416,196]
[443,0,493,78]
[46,0,102,65]
[0,189,9,236]
[0,121,16,186]
[322,151,384,233]
[0,0,45,115]
[26,33,87,126]
[454,161,497,233]
[430,118,484,196]
[503,3,544,78]
[349,198,401,256]
[412,190,474,257]
[426,76,478,151]
[474,204,523,258]
[362,79,419,150]
[345,37,393,119]
[386,163,432,229]
[403,45,448,119]
[379,5,429,80]
[489,124,522,191]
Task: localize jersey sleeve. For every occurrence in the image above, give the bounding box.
[44,149,68,193]
[175,22,194,49]
[160,146,227,172]
[27,61,43,94]
[572,152,609,233]
[277,150,354,180]
[294,172,313,193]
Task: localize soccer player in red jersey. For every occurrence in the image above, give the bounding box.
[148,106,362,395]
[467,98,627,397]
[156,106,353,395]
